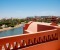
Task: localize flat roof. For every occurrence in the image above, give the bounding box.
[25,22,56,33]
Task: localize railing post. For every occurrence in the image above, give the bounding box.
[39,37,43,43]
[34,38,36,44]
[13,42,18,50]
[43,36,46,42]
[20,40,25,48]
[54,33,58,40]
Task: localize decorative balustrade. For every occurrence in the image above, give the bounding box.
[0,29,58,50]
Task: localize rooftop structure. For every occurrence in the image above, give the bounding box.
[0,19,60,50]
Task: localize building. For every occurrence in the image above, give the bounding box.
[0,18,60,50]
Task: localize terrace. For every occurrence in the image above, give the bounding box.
[0,22,60,50]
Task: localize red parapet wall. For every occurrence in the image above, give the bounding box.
[0,28,60,50]
[37,24,56,31]
[23,21,33,31]
[23,24,30,33]
[24,24,30,30]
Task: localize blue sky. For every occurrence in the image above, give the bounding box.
[0,0,60,18]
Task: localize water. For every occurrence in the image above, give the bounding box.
[0,26,23,37]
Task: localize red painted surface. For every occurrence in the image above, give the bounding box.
[23,21,33,31]
[22,40,59,50]
[37,24,56,31]
[24,24,30,30]
[0,22,60,50]
[50,22,58,26]
[23,24,30,33]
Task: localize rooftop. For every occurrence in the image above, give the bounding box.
[25,22,57,33]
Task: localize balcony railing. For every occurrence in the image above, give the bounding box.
[0,29,58,50]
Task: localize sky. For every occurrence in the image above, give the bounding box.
[0,0,60,18]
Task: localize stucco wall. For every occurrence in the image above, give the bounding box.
[37,24,56,31]
[0,29,59,50]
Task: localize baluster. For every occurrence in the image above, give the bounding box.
[10,44,13,50]
[20,40,24,48]
[28,39,33,45]
[48,35,51,41]
[55,33,58,40]
[18,43,20,48]
[43,36,46,42]
[25,40,29,46]
[13,42,18,50]
[34,38,37,44]
[28,39,30,45]
[6,43,10,50]
[20,40,27,48]
[34,38,36,44]
[39,37,43,43]
[45,36,48,42]
[4,44,8,50]
[24,43,26,46]
[51,34,54,40]
[2,45,5,50]
[37,38,40,43]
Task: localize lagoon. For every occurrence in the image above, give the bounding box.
[0,26,23,37]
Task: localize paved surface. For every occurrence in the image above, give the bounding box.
[20,40,59,50]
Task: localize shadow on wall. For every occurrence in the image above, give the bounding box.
[37,24,56,31]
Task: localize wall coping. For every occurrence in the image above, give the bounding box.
[0,29,57,39]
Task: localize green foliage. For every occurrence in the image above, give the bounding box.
[0,22,3,26]
[20,19,25,22]
[25,20,29,23]
[10,24,15,27]
[0,17,60,28]
[0,18,20,27]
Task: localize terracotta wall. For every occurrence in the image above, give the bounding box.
[23,24,30,33]
[24,24,30,30]
[0,29,59,50]
[37,24,56,31]
[56,27,60,50]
